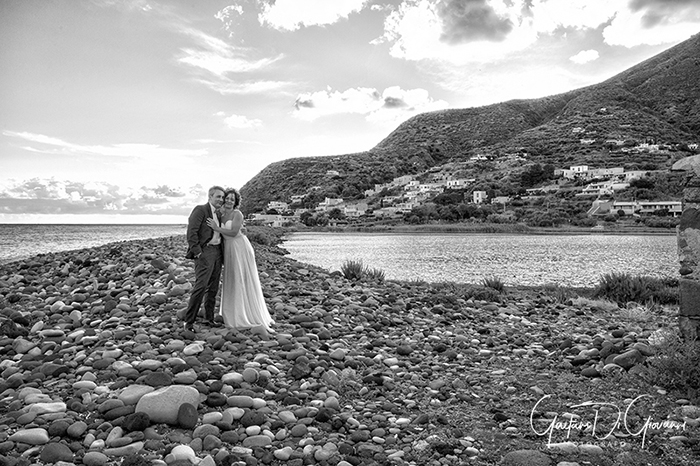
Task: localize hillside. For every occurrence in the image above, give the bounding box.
[240,34,700,214]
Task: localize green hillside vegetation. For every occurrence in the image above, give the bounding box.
[240,33,700,225]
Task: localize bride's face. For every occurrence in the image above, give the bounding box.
[224,194,235,208]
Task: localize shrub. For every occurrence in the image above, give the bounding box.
[594,272,679,306]
[645,331,700,398]
[481,276,505,293]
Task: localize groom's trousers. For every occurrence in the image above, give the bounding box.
[185,244,222,323]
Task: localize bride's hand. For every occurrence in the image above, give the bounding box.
[206,218,218,230]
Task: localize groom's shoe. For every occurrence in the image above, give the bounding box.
[183,322,196,332]
[207,320,223,328]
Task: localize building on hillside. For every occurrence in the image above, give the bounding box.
[586,167,624,179]
[392,175,415,186]
[418,182,446,193]
[289,194,305,204]
[491,196,511,205]
[316,197,344,212]
[561,165,589,179]
[343,202,368,218]
[622,170,651,181]
[326,170,341,177]
[587,199,613,216]
[266,201,289,211]
[577,181,629,197]
[404,180,420,190]
[525,185,559,196]
[380,196,401,206]
[473,191,488,204]
[395,201,420,213]
[248,213,288,227]
[635,201,682,216]
[446,178,474,189]
[589,200,682,217]
[373,207,402,218]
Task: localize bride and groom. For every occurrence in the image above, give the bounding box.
[184,185,273,336]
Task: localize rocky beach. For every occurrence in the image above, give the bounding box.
[1,234,699,466]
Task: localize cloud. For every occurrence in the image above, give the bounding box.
[569,49,600,64]
[437,0,514,44]
[378,0,700,65]
[603,0,700,47]
[217,0,371,33]
[3,131,207,158]
[0,178,200,216]
[257,0,370,31]
[219,113,263,129]
[177,27,284,75]
[292,86,448,124]
[193,78,294,95]
[378,0,538,64]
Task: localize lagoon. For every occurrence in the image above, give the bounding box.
[281,232,678,288]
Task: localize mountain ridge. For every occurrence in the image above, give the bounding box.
[240,33,700,214]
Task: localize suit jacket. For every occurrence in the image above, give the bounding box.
[185,203,219,259]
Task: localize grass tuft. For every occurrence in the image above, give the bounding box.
[481,276,505,293]
[340,259,385,282]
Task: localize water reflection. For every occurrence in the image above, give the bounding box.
[282,232,678,287]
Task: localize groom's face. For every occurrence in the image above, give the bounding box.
[209,190,224,208]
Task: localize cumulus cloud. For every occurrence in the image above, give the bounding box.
[569,49,599,64]
[292,86,448,124]
[258,0,369,31]
[220,113,263,129]
[437,0,514,44]
[217,0,370,33]
[378,0,700,64]
[0,178,200,216]
[378,0,538,64]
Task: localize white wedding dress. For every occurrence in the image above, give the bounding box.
[219,219,274,330]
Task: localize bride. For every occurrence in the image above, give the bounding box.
[206,188,273,337]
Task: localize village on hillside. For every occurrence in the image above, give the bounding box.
[247,159,683,229]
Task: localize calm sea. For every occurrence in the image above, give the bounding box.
[282,232,679,288]
[0,224,187,264]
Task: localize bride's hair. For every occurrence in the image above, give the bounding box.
[224,188,241,209]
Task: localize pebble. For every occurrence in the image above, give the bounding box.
[0,235,691,466]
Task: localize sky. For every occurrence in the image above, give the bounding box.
[1,0,700,224]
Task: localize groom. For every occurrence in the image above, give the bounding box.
[184,185,225,331]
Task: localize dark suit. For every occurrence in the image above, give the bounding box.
[184,203,223,324]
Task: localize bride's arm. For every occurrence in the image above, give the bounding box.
[206,211,244,236]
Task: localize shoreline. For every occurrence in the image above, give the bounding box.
[283,223,677,237]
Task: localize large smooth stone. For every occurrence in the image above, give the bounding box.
[135,386,200,425]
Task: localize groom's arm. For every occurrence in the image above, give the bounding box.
[187,206,206,258]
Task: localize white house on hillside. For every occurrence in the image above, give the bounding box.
[473,191,488,204]
[316,197,344,211]
[267,201,289,211]
[447,179,474,189]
